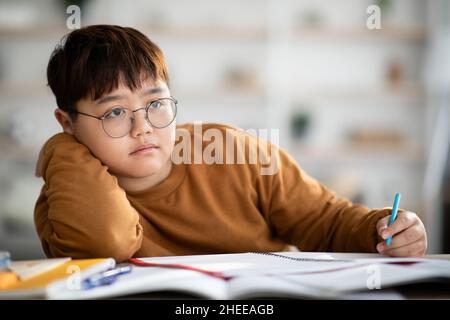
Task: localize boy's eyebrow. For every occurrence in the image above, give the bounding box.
[95,95,125,105]
[141,87,165,97]
[95,87,165,105]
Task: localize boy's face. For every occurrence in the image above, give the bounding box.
[66,79,176,181]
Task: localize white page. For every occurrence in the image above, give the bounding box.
[133,252,364,278]
[273,261,450,296]
[50,265,228,299]
[226,275,327,299]
[133,252,435,279]
[227,259,450,299]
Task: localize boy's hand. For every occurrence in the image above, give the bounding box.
[376,211,427,257]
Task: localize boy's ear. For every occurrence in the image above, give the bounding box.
[54,108,75,135]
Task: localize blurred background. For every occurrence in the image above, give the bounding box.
[0,0,449,258]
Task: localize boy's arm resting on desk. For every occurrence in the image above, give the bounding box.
[34,133,143,262]
[261,146,390,253]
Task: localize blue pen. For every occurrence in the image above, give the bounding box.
[386,192,401,246]
[82,265,133,290]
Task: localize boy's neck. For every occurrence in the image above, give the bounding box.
[116,160,173,193]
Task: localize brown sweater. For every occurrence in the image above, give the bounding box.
[34,123,390,262]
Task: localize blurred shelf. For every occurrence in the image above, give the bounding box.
[151,25,427,43]
[0,24,267,41]
[0,25,67,38]
[293,26,427,43]
[144,25,267,41]
[175,84,426,105]
[0,82,52,99]
[0,24,426,43]
[291,142,425,165]
[174,87,266,103]
[292,84,425,104]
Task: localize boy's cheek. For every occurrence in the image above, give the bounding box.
[77,136,128,169]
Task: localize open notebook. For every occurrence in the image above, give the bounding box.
[37,251,450,299]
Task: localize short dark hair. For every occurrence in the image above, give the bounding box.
[47,24,169,119]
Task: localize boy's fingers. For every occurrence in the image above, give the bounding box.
[376,222,423,251]
[376,216,390,235]
[380,211,418,240]
[378,238,426,257]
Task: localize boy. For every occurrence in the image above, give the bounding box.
[34,25,427,262]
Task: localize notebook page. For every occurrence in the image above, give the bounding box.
[227,258,450,299]
[272,261,450,296]
[120,252,440,278]
[50,265,228,299]
[132,252,367,279]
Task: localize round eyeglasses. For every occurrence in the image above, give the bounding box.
[73,97,178,138]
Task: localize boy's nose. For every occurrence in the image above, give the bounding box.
[130,109,154,137]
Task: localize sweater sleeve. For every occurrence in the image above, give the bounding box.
[34,133,143,262]
[258,144,391,253]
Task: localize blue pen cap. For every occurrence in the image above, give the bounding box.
[82,274,118,290]
[81,265,133,290]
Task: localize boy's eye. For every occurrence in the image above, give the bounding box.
[148,100,162,110]
[105,108,126,119]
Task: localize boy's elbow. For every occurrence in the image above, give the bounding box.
[43,225,143,263]
[101,229,143,262]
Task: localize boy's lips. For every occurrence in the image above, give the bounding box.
[130,143,159,155]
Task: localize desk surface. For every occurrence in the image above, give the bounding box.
[425,254,450,260]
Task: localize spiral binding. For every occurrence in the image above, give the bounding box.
[249,251,353,263]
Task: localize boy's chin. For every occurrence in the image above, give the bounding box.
[118,167,161,179]
[114,161,168,177]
